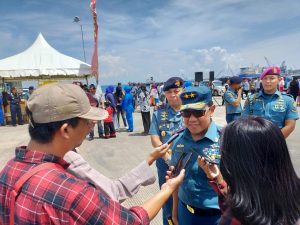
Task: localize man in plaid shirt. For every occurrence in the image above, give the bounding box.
[0,84,185,225]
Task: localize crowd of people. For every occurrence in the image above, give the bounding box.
[0,66,300,225]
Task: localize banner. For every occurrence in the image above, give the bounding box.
[90,0,99,83]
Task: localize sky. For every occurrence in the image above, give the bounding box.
[0,0,300,85]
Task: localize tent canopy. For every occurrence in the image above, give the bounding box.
[0,33,91,81]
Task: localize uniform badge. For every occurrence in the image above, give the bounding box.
[273,99,285,111]
[161,131,166,137]
[161,111,168,121]
[177,144,184,148]
[292,102,297,112]
[175,80,181,87]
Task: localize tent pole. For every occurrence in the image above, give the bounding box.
[85,75,89,85]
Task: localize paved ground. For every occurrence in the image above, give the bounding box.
[0,96,299,224]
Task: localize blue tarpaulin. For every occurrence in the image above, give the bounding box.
[239,74,260,78]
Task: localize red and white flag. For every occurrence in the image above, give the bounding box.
[90,0,99,83]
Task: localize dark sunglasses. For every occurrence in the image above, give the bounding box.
[180,109,207,118]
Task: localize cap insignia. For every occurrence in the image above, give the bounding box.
[175,80,181,87]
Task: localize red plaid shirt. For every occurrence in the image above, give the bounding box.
[0,146,149,225]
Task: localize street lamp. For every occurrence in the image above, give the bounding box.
[73,16,86,62]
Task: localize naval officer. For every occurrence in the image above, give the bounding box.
[171,86,221,225]
[242,66,298,138]
[149,76,184,225]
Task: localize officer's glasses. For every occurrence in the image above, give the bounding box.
[180,109,207,118]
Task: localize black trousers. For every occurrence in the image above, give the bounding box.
[141,111,151,134]
[243,90,249,99]
[104,122,116,136]
[116,105,127,127]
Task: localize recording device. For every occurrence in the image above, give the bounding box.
[165,133,179,145]
[173,152,193,176]
[165,127,185,145]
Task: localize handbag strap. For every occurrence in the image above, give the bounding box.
[10,162,63,225]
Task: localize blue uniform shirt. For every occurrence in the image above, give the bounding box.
[242,90,299,128]
[8,93,21,105]
[149,104,184,170]
[224,87,242,114]
[171,121,221,209]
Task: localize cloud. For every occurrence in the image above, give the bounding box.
[240,31,300,68]
[98,46,243,83]
[0,0,299,85]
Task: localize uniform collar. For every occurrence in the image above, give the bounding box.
[167,104,181,116]
[15,146,70,169]
[183,120,218,142]
[258,90,281,98]
[228,87,235,92]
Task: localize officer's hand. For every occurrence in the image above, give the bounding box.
[238,88,243,94]
[172,216,179,225]
[161,168,185,192]
[147,143,171,166]
[197,156,220,179]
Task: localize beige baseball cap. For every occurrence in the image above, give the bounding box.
[27,83,108,123]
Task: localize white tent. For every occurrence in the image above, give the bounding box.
[0,33,91,81]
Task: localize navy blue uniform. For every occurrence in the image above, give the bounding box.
[242,90,299,128]
[149,104,183,225]
[224,87,242,123]
[0,94,4,125]
[171,122,221,225]
[8,92,23,126]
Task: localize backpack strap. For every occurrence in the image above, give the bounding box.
[10,162,63,225]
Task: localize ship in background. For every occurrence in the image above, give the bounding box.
[239,60,300,79]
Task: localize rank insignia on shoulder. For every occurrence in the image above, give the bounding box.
[292,102,297,112]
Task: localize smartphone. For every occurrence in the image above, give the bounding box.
[165,133,179,145]
[165,127,185,145]
[173,152,193,176]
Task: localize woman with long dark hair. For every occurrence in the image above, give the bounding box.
[198,116,300,225]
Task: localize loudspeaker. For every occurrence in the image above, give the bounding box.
[209,71,214,81]
[195,72,203,82]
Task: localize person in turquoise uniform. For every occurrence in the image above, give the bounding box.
[224,76,243,123]
[242,66,298,138]
[171,86,221,225]
[149,76,184,225]
[121,85,134,132]
[0,92,4,126]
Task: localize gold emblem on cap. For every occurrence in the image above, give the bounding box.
[190,93,196,98]
[175,80,181,87]
[161,131,166,137]
[184,94,190,99]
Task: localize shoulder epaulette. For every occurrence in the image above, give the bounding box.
[156,103,167,111]
[282,93,294,99]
